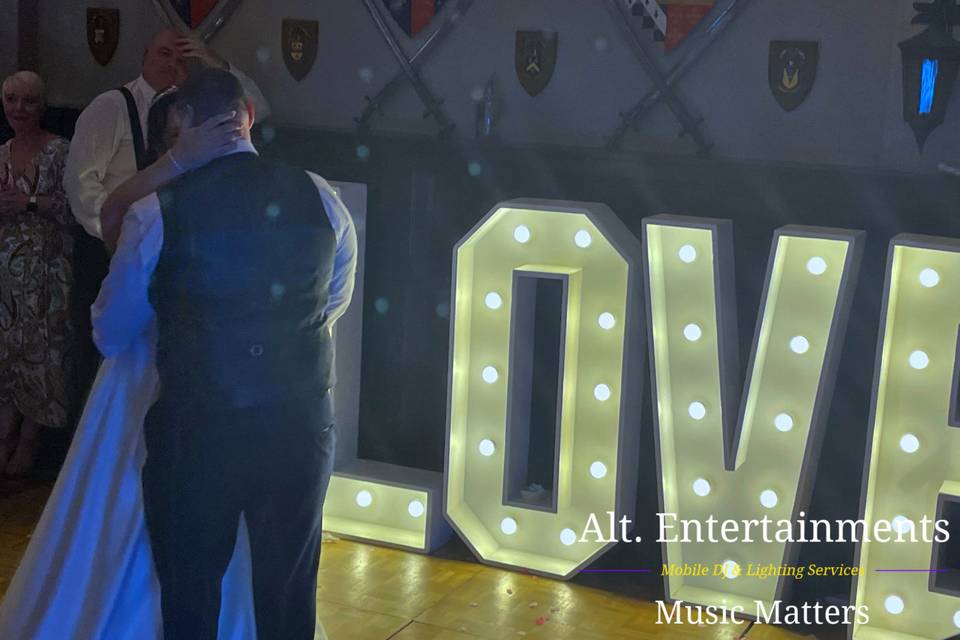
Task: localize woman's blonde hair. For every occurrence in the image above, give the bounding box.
[1,71,47,105]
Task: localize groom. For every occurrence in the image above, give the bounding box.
[100,68,357,638]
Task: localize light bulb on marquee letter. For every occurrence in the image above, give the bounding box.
[760,490,778,509]
[774,413,794,432]
[692,478,711,497]
[919,267,940,287]
[478,439,496,457]
[688,402,706,421]
[598,312,616,330]
[683,323,702,342]
[356,490,373,508]
[884,595,905,615]
[806,256,827,275]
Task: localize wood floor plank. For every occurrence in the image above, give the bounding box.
[0,478,838,640]
[412,567,750,640]
[389,621,483,639]
[316,535,480,619]
[745,623,818,639]
[314,599,409,640]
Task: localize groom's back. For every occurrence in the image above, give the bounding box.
[150,152,338,408]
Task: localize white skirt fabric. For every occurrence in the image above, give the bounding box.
[0,327,256,639]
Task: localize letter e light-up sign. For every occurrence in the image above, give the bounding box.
[853,235,960,639]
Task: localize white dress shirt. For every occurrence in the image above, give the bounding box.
[92,140,358,359]
[66,70,272,239]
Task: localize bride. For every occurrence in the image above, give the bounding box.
[0,88,259,639]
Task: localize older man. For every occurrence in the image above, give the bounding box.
[65,29,270,239]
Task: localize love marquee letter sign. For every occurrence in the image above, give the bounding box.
[324,197,960,640]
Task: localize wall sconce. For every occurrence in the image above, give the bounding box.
[899,0,960,150]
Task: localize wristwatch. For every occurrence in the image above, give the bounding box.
[26,196,37,213]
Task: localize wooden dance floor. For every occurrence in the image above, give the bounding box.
[0,479,842,639]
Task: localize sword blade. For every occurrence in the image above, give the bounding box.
[360,0,456,137]
[604,0,713,156]
[608,0,754,149]
[357,0,477,130]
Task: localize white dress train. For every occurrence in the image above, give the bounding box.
[0,321,257,639]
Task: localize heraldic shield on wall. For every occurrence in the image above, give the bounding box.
[769,40,819,111]
[627,0,715,52]
[282,19,318,82]
[383,0,447,38]
[87,8,119,66]
[151,0,242,41]
[515,30,558,97]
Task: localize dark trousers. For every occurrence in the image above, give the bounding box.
[141,389,336,640]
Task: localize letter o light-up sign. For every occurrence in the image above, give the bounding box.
[445,199,644,578]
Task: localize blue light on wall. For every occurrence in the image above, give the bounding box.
[898,0,960,150]
[920,58,939,114]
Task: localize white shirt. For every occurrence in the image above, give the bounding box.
[65,71,272,239]
[92,140,358,359]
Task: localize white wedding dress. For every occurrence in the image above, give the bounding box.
[0,319,256,637]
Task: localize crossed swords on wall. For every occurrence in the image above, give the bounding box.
[357,0,755,155]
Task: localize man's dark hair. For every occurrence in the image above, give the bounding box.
[175,67,245,125]
[145,87,179,165]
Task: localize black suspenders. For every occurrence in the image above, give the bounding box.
[117,87,148,171]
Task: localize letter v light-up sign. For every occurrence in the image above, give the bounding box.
[644,216,863,612]
[445,199,645,578]
[852,235,960,639]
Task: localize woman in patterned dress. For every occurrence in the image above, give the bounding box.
[0,71,76,476]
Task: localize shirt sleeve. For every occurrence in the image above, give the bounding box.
[64,92,124,239]
[91,193,163,357]
[307,173,358,327]
[229,65,272,123]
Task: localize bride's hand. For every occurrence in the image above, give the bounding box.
[169,108,244,171]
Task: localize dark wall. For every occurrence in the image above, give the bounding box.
[0,107,79,144]
[21,0,960,173]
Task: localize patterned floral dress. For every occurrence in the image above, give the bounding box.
[0,138,76,428]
